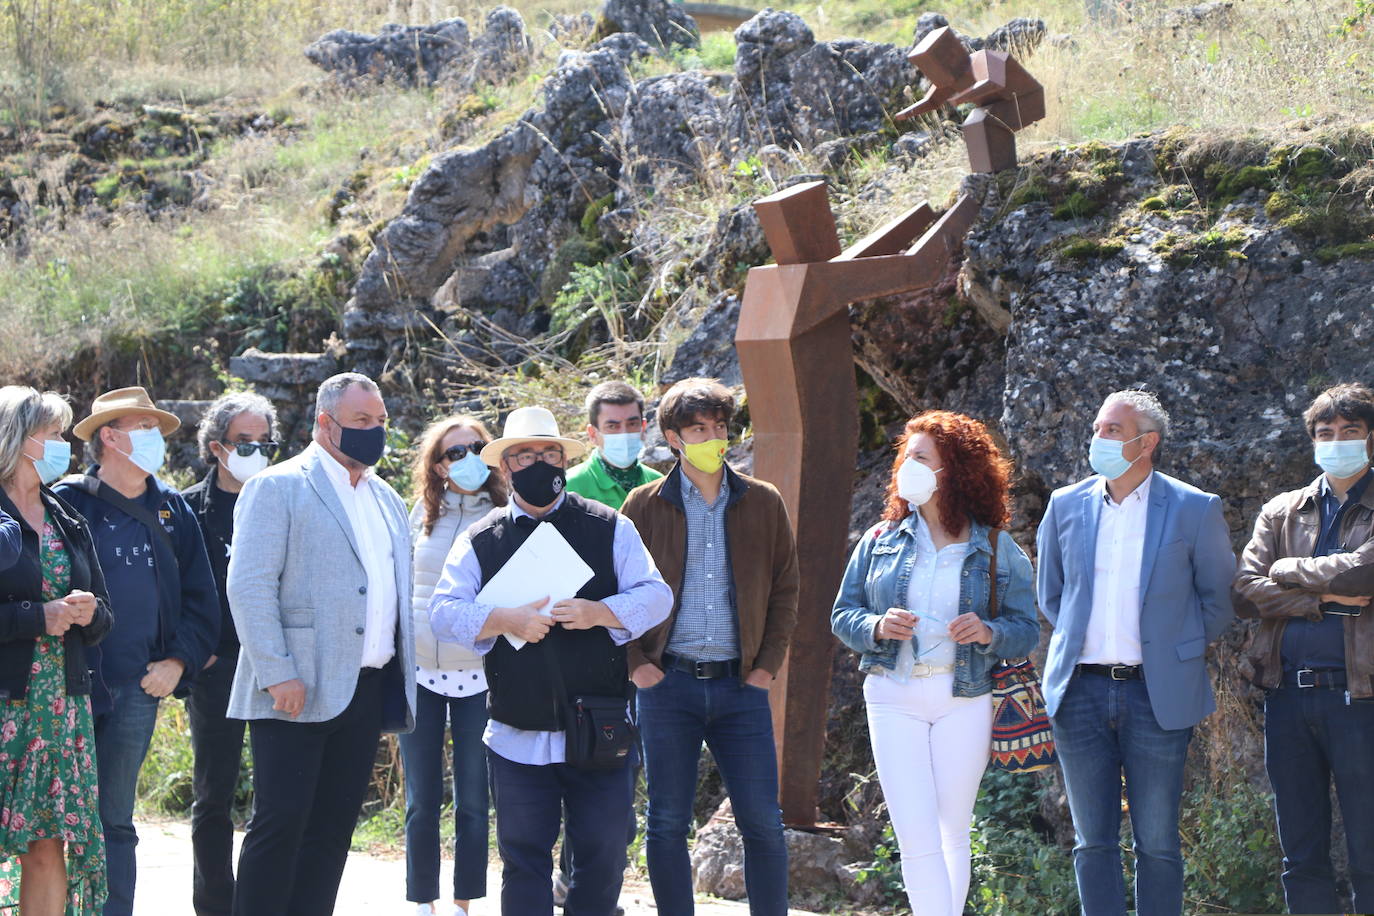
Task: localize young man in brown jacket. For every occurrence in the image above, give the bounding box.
[621,377,799,916]
[1234,382,1374,914]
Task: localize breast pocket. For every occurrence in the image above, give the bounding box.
[866,545,903,608]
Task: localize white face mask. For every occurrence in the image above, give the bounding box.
[224,448,269,483]
[897,458,942,509]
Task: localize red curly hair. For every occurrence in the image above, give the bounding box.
[880,410,1012,530]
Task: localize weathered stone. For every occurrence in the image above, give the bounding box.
[305,19,471,86]
[159,399,212,430]
[619,72,725,193]
[983,17,1046,54]
[229,348,340,386]
[598,0,700,50]
[725,9,815,152]
[591,31,655,65]
[469,7,533,85]
[665,292,743,387]
[790,40,916,147]
[690,799,849,904]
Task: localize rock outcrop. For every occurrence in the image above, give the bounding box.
[596,0,699,50]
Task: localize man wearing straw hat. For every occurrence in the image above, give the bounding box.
[430,406,672,916]
[56,386,220,916]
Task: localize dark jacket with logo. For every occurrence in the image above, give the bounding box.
[55,468,219,711]
[0,486,115,699]
[181,467,239,657]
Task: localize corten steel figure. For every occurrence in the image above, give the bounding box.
[734,25,1041,826]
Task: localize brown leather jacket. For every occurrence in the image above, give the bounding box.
[620,463,799,679]
[1233,473,1374,695]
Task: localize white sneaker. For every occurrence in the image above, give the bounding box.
[413,905,436,916]
[449,907,468,916]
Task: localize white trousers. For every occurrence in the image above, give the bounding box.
[864,671,992,916]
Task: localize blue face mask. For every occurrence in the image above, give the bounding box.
[1314,438,1371,479]
[599,433,643,469]
[447,451,491,491]
[28,436,71,485]
[1088,433,1146,481]
[119,427,166,475]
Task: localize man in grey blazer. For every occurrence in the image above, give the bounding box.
[1036,390,1235,916]
[226,372,416,916]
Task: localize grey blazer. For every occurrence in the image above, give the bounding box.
[226,444,416,731]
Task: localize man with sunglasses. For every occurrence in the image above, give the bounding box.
[181,391,281,916]
[430,406,672,915]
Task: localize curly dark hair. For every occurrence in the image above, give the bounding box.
[880,410,1012,530]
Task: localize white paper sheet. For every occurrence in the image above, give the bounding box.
[475,521,594,649]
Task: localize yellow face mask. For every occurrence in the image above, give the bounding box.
[682,438,728,475]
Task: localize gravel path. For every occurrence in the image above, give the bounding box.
[131,819,823,915]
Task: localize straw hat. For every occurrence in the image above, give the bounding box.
[72,387,181,441]
[479,406,586,467]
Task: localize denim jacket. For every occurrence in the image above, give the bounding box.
[831,514,1040,697]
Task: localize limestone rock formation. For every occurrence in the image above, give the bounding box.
[597,0,700,50]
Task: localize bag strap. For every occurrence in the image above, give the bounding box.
[67,474,176,559]
[987,527,1001,620]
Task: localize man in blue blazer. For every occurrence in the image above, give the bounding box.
[1036,390,1235,916]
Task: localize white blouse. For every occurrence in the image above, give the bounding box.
[892,514,969,681]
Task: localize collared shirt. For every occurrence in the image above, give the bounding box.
[889,513,968,678]
[664,471,738,662]
[1281,469,1373,672]
[428,494,673,765]
[312,443,397,669]
[1081,473,1153,666]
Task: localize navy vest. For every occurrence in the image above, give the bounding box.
[472,493,624,731]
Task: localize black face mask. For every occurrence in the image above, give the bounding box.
[510,460,566,506]
[333,421,386,467]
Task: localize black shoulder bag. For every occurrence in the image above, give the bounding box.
[544,640,636,770]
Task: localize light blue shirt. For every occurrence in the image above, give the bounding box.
[429,494,672,765]
[663,470,738,661]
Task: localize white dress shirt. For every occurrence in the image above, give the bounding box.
[428,494,673,765]
[884,514,967,681]
[1081,472,1153,666]
[312,442,398,669]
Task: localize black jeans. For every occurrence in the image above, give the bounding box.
[1265,685,1374,914]
[188,651,247,916]
[232,667,386,916]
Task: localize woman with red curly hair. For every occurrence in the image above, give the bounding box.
[832,411,1039,916]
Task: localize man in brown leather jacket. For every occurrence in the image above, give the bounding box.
[621,377,799,916]
[1234,382,1374,915]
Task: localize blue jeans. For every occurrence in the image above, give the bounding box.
[1050,672,1192,916]
[636,669,788,916]
[489,749,631,916]
[1264,686,1374,914]
[93,682,162,916]
[398,685,490,902]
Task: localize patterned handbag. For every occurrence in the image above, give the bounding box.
[986,530,1058,773]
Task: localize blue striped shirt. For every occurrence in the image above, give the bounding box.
[665,472,739,661]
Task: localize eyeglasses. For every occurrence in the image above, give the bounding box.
[505,447,565,468]
[223,441,279,459]
[442,443,483,462]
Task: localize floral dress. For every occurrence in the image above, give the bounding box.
[0,516,107,914]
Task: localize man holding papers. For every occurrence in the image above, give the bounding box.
[429,406,672,916]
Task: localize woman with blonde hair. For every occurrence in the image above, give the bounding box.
[400,415,507,916]
[0,386,113,915]
[832,410,1039,916]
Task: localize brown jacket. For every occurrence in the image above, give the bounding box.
[620,463,799,678]
[1234,473,1374,695]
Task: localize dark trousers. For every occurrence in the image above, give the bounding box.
[188,651,247,916]
[232,668,385,916]
[490,749,632,916]
[1265,686,1374,914]
[558,753,640,880]
[398,685,490,903]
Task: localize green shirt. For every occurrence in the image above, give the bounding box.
[565,449,664,510]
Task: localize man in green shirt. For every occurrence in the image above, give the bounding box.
[565,380,664,511]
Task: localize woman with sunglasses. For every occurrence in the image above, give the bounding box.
[180,390,280,916]
[831,411,1039,916]
[402,415,508,916]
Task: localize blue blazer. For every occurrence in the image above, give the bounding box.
[1035,471,1236,730]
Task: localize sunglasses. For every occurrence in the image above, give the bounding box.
[442,443,484,462]
[223,441,279,459]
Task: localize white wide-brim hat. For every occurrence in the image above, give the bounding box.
[73,386,181,441]
[479,406,587,467]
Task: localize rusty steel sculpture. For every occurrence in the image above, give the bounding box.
[736,26,1043,826]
